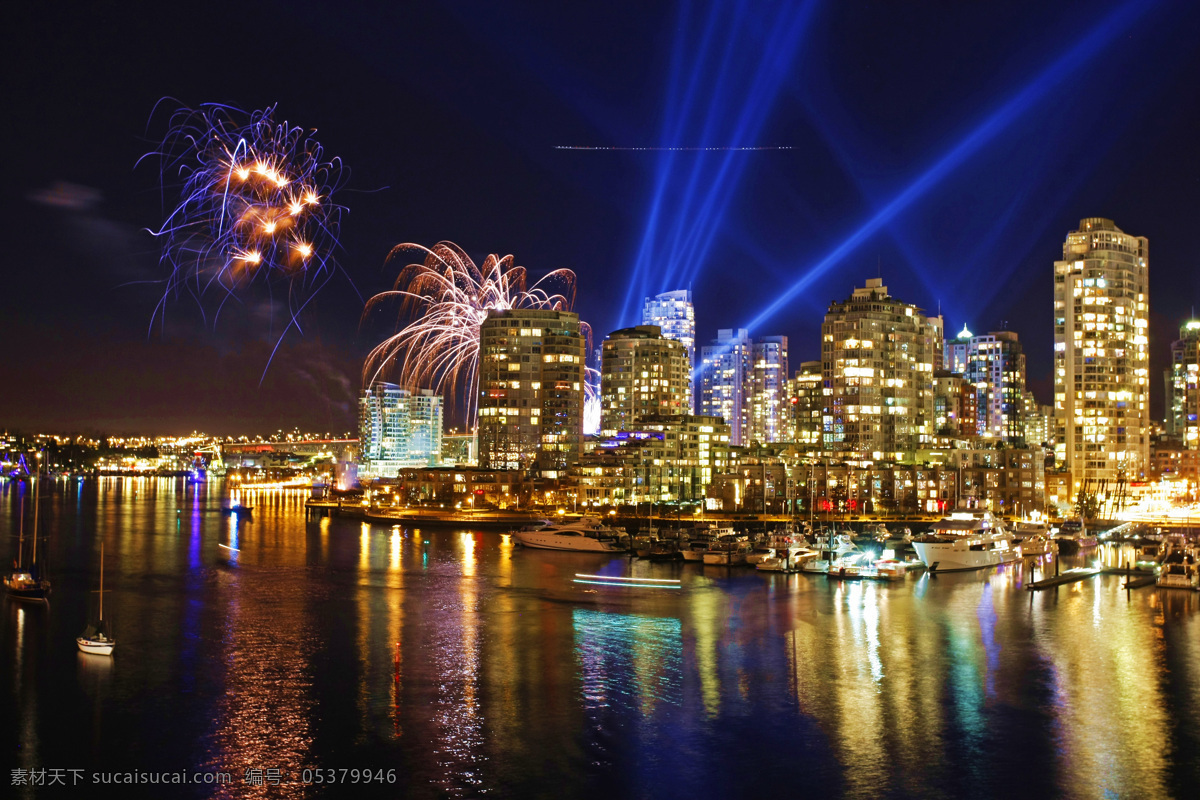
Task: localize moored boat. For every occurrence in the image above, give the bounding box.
[1156,544,1198,590]
[514,516,629,552]
[702,536,751,565]
[911,509,1019,572]
[1053,519,1098,555]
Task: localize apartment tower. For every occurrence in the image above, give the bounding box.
[477,309,585,477]
[1053,218,1149,486]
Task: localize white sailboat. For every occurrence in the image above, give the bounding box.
[77,539,115,656]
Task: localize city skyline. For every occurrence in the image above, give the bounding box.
[4,1,1200,434]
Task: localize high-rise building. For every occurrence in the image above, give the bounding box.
[642,290,696,411]
[477,309,585,477]
[1053,218,1150,485]
[949,330,1029,442]
[785,361,823,448]
[359,383,443,478]
[1167,319,1200,451]
[932,371,977,438]
[749,336,789,445]
[822,278,942,460]
[699,328,753,445]
[600,325,690,436]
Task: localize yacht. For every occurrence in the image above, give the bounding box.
[1053,519,1098,555]
[514,516,629,552]
[756,545,819,572]
[1015,521,1057,556]
[1156,544,1198,590]
[910,510,1019,572]
[702,535,752,565]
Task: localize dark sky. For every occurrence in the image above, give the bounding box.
[4,0,1199,436]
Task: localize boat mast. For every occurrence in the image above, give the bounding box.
[15,493,24,568]
[99,539,104,622]
[30,453,40,569]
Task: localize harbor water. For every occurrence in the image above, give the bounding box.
[2,477,1198,798]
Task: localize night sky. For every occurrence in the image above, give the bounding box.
[5,0,1200,435]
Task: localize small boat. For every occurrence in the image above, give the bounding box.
[646,539,684,562]
[1156,544,1198,590]
[861,559,909,581]
[1019,535,1057,556]
[221,505,253,516]
[6,464,50,601]
[826,561,865,580]
[702,536,751,565]
[746,542,776,565]
[1053,519,1097,555]
[756,546,819,572]
[1135,542,1164,568]
[681,538,710,561]
[77,540,115,656]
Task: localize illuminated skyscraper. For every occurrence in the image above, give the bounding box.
[785,361,824,448]
[359,383,443,478]
[1053,218,1149,485]
[822,279,942,460]
[749,336,788,444]
[1167,319,1200,450]
[477,309,585,477]
[946,329,1029,443]
[600,325,690,436]
[699,328,752,445]
[642,290,696,411]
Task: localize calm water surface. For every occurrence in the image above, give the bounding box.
[2,477,1198,799]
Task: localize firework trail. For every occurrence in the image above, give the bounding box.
[364,242,593,425]
[142,101,349,368]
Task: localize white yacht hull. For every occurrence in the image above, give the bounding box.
[514,531,624,552]
[911,541,1019,572]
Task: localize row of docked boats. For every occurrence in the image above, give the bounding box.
[510,510,1198,588]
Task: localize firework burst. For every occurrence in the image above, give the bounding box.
[364,241,591,424]
[142,101,348,343]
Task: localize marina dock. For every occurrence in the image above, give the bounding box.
[1026,566,1159,591]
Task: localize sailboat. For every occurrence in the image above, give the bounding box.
[5,462,51,601]
[77,539,115,656]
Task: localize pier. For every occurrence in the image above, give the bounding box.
[1026,565,1158,591]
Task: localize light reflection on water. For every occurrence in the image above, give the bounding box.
[1,480,1198,799]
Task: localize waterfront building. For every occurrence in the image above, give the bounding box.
[599,325,690,436]
[1166,319,1200,451]
[1053,218,1150,487]
[749,336,789,445]
[575,414,731,505]
[359,383,444,478]
[948,329,1030,443]
[477,309,585,478]
[380,466,530,508]
[785,361,824,448]
[821,278,942,461]
[699,328,753,445]
[642,289,696,411]
[440,430,478,466]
